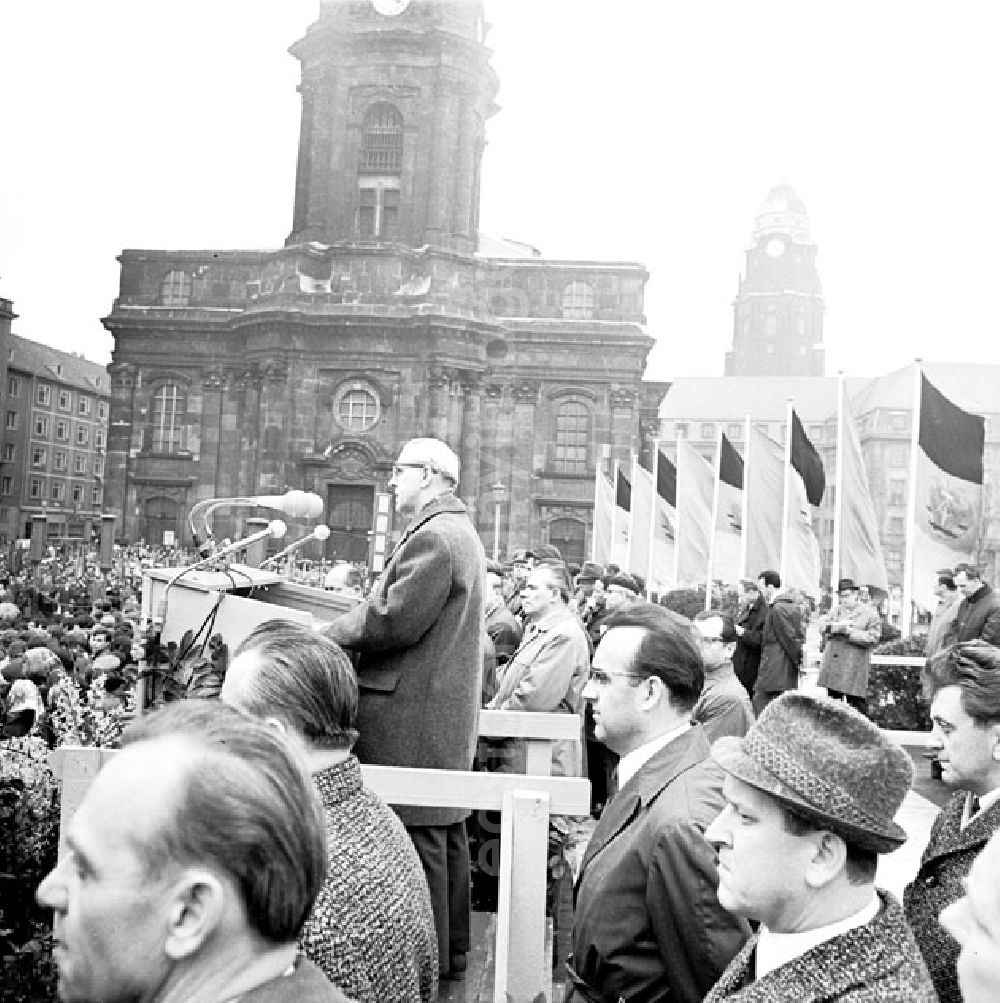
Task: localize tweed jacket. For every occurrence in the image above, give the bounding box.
[704,892,936,1003]
[569,725,750,1003]
[904,790,1000,1003]
[756,593,804,695]
[733,595,766,695]
[487,602,590,776]
[299,758,438,1003]
[816,601,882,697]
[325,491,486,826]
[950,583,1000,646]
[239,957,354,1003]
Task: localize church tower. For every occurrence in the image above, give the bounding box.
[286,0,498,254]
[725,183,825,376]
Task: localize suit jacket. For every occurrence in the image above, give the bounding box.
[488,602,590,776]
[816,602,882,697]
[704,892,936,1003]
[756,594,804,695]
[240,957,354,1003]
[733,596,766,696]
[325,492,485,826]
[570,725,750,1003]
[950,583,1000,646]
[904,790,1000,1003]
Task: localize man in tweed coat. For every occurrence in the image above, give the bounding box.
[817,577,882,715]
[324,437,485,980]
[703,693,936,1003]
[904,640,1000,1003]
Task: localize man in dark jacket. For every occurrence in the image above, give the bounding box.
[732,578,766,698]
[324,437,485,980]
[949,563,1000,646]
[753,570,805,716]
[567,603,749,1002]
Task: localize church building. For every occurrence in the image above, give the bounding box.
[102,1,663,566]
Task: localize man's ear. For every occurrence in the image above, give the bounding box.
[803,831,847,890]
[163,869,228,960]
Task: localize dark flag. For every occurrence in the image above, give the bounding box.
[789,411,825,505]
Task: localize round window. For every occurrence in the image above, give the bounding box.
[336,386,380,432]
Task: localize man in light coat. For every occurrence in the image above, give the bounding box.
[704,693,936,1003]
[817,577,882,715]
[323,437,485,981]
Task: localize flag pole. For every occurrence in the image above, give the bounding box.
[673,437,682,588]
[740,414,751,579]
[780,398,794,585]
[611,458,621,569]
[590,445,603,561]
[646,441,659,596]
[901,360,923,637]
[705,426,724,610]
[831,372,846,590]
[626,453,639,575]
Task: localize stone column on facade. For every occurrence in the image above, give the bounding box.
[311,72,339,239]
[427,84,459,245]
[290,80,317,240]
[446,372,465,452]
[452,93,475,240]
[99,513,117,570]
[510,380,540,555]
[257,358,290,493]
[428,365,451,441]
[608,385,639,461]
[197,368,226,502]
[459,373,483,522]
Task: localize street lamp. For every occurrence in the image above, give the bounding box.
[491,481,506,561]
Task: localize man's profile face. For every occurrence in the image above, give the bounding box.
[930,684,998,795]
[388,445,428,516]
[695,615,732,671]
[705,773,817,931]
[603,583,636,612]
[36,743,177,1002]
[520,568,558,617]
[582,625,647,755]
[955,570,979,599]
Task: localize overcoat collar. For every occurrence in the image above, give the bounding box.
[922,789,1000,863]
[576,725,712,884]
[386,491,467,562]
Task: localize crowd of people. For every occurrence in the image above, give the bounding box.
[4,435,1000,1002]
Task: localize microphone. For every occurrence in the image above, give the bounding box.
[189,491,324,553]
[260,525,331,570]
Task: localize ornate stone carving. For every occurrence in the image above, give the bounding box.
[483,382,507,401]
[512,380,540,404]
[328,443,374,481]
[608,385,638,409]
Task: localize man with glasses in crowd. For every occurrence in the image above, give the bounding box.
[566,603,749,1003]
[692,610,754,741]
[323,437,485,982]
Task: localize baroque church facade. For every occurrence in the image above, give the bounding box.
[103,1,664,566]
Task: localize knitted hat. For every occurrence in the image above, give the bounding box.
[712,692,912,854]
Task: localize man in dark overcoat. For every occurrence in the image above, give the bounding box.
[323,437,485,981]
[949,563,1000,646]
[753,569,805,716]
[566,603,749,1002]
[704,693,936,1003]
[817,577,881,714]
[904,640,1000,1003]
[732,578,766,698]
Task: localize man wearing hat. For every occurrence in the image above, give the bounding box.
[704,692,936,1002]
[817,578,881,715]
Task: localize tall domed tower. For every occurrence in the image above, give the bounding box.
[725,183,825,376]
[286,0,498,254]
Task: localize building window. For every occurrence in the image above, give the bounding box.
[51,481,65,502]
[161,270,192,306]
[889,479,906,506]
[56,419,69,441]
[29,478,41,499]
[72,484,84,503]
[75,425,89,446]
[336,387,379,432]
[34,415,49,436]
[78,396,91,415]
[95,429,106,449]
[58,389,71,410]
[726,423,743,440]
[98,402,109,421]
[92,485,102,506]
[700,422,715,440]
[150,383,185,453]
[54,450,67,471]
[36,385,51,405]
[94,456,104,477]
[2,443,13,463]
[0,477,10,496]
[31,447,47,467]
[562,282,595,320]
[554,400,589,475]
[358,102,403,174]
[74,455,87,475]
[7,377,20,397]
[357,183,400,239]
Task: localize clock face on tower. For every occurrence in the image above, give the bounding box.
[372,0,411,14]
[765,238,787,259]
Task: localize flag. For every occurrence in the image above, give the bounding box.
[837,388,889,598]
[628,458,654,579]
[592,471,615,565]
[611,464,631,568]
[911,373,985,610]
[649,449,677,593]
[784,410,824,598]
[676,439,714,588]
[744,424,784,579]
[711,433,743,586]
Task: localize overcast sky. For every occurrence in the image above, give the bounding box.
[2,1,1000,383]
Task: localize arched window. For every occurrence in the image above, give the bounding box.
[555,400,589,475]
[549,517,586,566]
[150,383,185,453]
[562,281,594,319]
[359,103,403,174]
[160,270,191,306]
